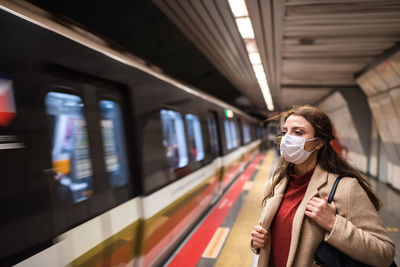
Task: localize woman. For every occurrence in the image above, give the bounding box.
[250,106,395,267]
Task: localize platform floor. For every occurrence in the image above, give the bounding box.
[164,150,399,266]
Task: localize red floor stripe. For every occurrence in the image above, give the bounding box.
[167,153,264,267]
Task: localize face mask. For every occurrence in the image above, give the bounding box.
[280,134,318,164]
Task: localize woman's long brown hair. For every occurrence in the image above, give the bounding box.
[262,106,381,210]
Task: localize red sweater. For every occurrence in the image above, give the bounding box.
[271,168,315,267]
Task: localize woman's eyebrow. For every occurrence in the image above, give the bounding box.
[283,126,306,131]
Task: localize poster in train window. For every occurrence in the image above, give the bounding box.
[185,114,204,161]
[207,114,220,156]
[45,92,93,203]
[160,109,188,170]
[99,100,129,188]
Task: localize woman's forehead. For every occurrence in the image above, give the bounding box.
[283,115,313,129]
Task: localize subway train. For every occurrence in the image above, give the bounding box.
[0,2,266,267]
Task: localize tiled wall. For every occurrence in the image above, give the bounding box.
[356,50,400,190]
[317,92,369,174]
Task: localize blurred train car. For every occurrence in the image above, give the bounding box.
[0,3,266,267]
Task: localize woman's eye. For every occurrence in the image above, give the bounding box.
[281,132,286,135]
[295,131,302,135]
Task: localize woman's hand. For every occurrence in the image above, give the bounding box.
[251,225,268,249]
[305,196,336,232]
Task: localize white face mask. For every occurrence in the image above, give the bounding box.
[280,134,318,164]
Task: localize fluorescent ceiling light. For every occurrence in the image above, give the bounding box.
[236,18,254,39]
[260,83,274,110]
[257,78,267,86]
[228,0,249,17]
[227,0,274,111]
[265,95,274,111]
[253,64,263,73]
[249,52,261,65]
[256,73,266,82]
[245,39,258,53]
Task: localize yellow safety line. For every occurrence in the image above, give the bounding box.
[215,150,275,267]
[202,227,231,258]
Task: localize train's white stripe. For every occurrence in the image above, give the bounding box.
[15,139,260,266]
[143,140,260,219]
[15,197,142,267]
[143,160,217,219]
[57,196,142,242]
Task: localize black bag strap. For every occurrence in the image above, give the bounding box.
[327,175,345,204]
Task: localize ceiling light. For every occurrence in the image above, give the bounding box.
[227,0,274,111]
[236,18,254,39]
[245,39,258,53]
[228,0,249,17]
[256,72,267,83]
[249,52,261,65]
[253,64,263,73]
[260,83,274,110]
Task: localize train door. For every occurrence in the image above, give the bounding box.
[206,111,223,199]
[41,82,141,267]
[89,85,141,267]
[94,86,136,203]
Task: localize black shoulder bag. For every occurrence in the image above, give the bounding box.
[314,175,397,267]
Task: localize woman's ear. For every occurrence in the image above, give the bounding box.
[315,140,324,150]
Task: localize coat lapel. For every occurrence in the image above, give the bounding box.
[260,177,288,229]
[258,177,288,267]
[285,165,329,266]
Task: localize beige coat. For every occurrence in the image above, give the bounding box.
[255,165,395,267]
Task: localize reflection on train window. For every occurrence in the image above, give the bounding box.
[243,123,251,144]
[185,114,204,161]
[207,114,220,156]
[224,120,232,150]
[234,119,241,146]
[161,109,188,170]
[231,120,239,148]
[99,100,129,188]
[45,92,93,204]
[224,119,238,150]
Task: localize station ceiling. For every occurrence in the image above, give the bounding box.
[26,0,400,118]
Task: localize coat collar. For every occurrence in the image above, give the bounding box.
[286,164,331,266]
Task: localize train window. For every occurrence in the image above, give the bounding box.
[45,92,93,203]
[243,123,251,144]
[99,100,130,188]
[230,120,239,148]
[207,114,220,156]
[224,119,238,150]
[185,114,204,161]
[234,119,241,146]
[160,109,188,170]
[224,120,232,150]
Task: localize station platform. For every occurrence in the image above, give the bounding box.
[163,150,400,266]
